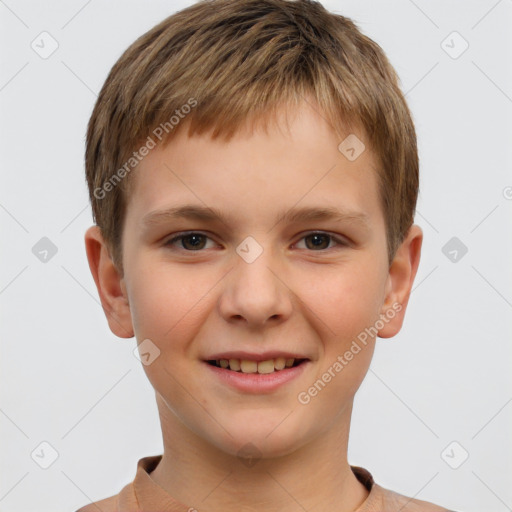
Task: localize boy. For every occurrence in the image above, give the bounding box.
[79,0,455,510]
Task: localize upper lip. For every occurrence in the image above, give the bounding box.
[204,351,310,362]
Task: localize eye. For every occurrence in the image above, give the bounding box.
[163,231,348,252]
[294,232,347,251]
[164,232,217,251]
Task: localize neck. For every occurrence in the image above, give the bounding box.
[149,394,369,512]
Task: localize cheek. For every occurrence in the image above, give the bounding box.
[127,266,214,400]
[296,268,381,413]
[297,262,384,341]
[127,263,216,347]
[129,280,171,339]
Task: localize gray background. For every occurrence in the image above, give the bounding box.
[1,1,511,511]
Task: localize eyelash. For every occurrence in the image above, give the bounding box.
[164,231,348,252]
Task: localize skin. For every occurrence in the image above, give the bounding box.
[85,99,422,512]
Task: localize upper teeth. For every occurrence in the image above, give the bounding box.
[215,357,296,373]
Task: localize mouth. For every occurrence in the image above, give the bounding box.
[206,357,308,374]
[203,353,311,393]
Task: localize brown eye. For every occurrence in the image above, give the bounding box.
[305,233,330,250]
[165,232,214,251]
[295,232,347,251]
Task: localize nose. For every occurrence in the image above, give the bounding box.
[217,245,293,328]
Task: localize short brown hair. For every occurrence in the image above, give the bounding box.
[85,0,419,273]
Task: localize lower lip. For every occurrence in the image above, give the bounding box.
[203,361,309,393]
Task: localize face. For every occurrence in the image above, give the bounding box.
[86,100,422,459]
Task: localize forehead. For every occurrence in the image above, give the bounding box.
[124,101,383,230]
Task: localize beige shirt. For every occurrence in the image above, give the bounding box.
[76,455,454,512]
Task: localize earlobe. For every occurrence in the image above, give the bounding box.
[378,224,423,339]
[84,225,134,338]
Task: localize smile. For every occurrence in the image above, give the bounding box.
[207,357,307,374]
[203,351,311,393]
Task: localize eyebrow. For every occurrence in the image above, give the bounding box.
[141,204,370,231]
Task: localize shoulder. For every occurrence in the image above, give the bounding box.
[75,492,118,512]
[372,483,454,512]
[74,455,158,512]
[74,480,137,512]
[351,466,454,512]
[397,494,453,511]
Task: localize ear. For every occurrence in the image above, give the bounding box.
[84,225,134,338]
[378,224,423,338]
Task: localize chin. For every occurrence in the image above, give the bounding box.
[205,412,313,461]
